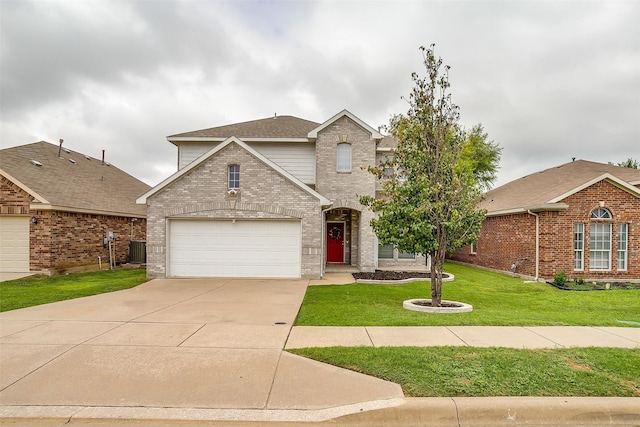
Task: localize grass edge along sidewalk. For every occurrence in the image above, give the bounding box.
[295,262,640,327]
[290,346,640,397]
[0,269,148,312]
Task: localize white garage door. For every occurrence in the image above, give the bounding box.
[168,220,301,278]
[0,216,30,272]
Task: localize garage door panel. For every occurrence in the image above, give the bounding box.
[0,216,30,273]
[168,220,301,278]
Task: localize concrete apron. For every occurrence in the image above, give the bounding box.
[0,278,403,424]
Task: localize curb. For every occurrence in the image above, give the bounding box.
[2,397,639,426]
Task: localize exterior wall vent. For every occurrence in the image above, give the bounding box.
[64,148,71,153]
[84,155,91,160]
[30,160,43,167]
[69,158,76,164]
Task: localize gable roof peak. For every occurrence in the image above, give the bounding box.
[307,109,383,140]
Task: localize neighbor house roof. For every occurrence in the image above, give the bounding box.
[482,160,640,216]
[0,141,150,217]
[168,115,321,143]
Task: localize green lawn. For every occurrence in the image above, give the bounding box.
[0,269,148,312]
[290,346,640,397]
[296,262,640,326]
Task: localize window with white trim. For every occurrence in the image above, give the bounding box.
[336,143,351,172]
[573,223,584,270]
[470,242,477,255]
[589,222,611,270]
[228,164,240,189]
[618,223,628,271]
[591,208,611,219]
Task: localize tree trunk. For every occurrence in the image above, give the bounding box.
[429,250,442,307]
[430,247,446,307]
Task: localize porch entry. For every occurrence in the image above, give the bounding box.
[326,222,345,262]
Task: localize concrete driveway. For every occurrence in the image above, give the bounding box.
[0,278,402,422]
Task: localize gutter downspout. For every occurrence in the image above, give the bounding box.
[527,210,540,281]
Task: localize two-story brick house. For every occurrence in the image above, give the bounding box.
[137,110,424,279]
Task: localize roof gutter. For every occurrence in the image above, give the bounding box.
[485,203,568,217]
[167,136,310,145]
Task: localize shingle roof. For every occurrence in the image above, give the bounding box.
[169,115,321,140]
[0,141,150,216]
[482,160,640,214]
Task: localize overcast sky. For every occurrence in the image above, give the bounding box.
[1,0,638,188]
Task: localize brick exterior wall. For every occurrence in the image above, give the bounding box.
[451,180,640,280]
[315,116,377,271]
[1,176,146,274]
[145,142,324,278]
[451,213,537,277]
[0,176,32,215]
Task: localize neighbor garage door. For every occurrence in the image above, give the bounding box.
[168,219,301,278]
[0,216,30,272]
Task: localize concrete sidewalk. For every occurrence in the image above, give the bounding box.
[286,325,640,349]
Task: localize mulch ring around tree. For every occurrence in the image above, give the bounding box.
[352,270,451,281]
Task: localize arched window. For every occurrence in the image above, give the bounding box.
[590,208,611,219]
[336,143,351,172]
[589,207,612,271]
[228,164,240,189]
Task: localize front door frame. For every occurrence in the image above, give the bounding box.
[326,221,346,263]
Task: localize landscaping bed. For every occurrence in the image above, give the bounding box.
[548,280,640,291]
[352,270,450,280]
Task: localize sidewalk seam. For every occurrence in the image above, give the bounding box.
[364,327,375,347]
[450,397,462,427]
[523,326,565,348]
[445,326,469,346]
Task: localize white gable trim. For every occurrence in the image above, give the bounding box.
[137,136,330,206]
[0,167,50,204]
[307,109,383,140]
[548,173,640,203]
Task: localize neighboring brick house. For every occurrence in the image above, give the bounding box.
[451,160,640,281]
[137,110,425,279]
[0,141,150,274]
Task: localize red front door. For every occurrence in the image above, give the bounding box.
[327,223,345,263]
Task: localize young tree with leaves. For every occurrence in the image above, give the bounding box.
[361,45,500,307]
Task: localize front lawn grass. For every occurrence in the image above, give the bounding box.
[296,262,640,326]
[290,346,640,397]
[0,269,148,312]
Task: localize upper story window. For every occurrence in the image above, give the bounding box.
[336,143,352,172]
[228,164,240,189]
[591,208,611,219]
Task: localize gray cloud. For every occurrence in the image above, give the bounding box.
[1,0,638,188]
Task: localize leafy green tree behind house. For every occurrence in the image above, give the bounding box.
[616,158,639,169]
[361,44,500,307]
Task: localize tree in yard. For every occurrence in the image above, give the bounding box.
[360,44,500,307]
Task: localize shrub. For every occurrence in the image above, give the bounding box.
[553,271,567,286]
